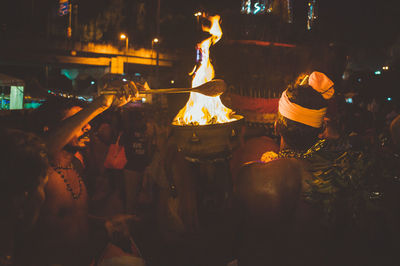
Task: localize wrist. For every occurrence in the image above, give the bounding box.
[92,97,110,111]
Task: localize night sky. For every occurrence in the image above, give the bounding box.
[1,0,399,71]
[1,0,398,45]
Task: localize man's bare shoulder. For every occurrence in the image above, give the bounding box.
[237,158,309,187]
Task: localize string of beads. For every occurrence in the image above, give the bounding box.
[52,164,83,200]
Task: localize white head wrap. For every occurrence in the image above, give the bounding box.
[278,71,334,128]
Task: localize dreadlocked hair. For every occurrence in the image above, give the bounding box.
[0,128,49,217]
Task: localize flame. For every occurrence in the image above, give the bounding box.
[173,15,236,126]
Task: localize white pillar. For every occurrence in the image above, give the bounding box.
[10,86,24,110]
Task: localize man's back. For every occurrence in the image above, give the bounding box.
[234,158,328,266]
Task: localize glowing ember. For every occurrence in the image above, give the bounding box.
[173,15,237,126]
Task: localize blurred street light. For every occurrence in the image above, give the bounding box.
[194,11,203,29]
[152,38,160,88]
[120,33,129,52]
[120,33,129,73]
[151,38,160,65]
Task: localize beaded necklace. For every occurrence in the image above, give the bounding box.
[52,164,83,200]
[261,139,327,163]
[278,139,327,159]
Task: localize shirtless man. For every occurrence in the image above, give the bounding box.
[19,81,140,266]
[234,72,335,266]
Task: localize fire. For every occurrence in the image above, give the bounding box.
[173,15,236,126]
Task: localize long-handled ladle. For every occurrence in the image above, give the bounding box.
[99,79,227,97]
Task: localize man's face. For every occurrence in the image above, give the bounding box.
[64,106,91,148]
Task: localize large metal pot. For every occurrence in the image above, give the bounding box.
[170,115,244,160]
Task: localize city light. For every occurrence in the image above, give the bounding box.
[194,12,202,17]
[120,34,127,40]
[241,0,267,15]
[153,38,159,44]
[170,80,175,84]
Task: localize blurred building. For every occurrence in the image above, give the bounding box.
[240,0,318,28]
[307,0,318,30]
[241,0,292,22]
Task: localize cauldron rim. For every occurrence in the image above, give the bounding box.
[171,115,244,128]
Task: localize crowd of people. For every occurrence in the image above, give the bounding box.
[1,71,400,266]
